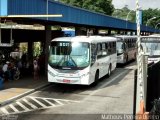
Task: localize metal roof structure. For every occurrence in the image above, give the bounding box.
[0,0,160,33]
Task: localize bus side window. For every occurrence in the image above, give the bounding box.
[129,39,131,48]
[113,42,116,53]
[131,39,134,47]
[97,43,102,59]
[111,42,115,54]
[108,42,111,55]
[133,39,136,47]
[110,42,113,54]
[105,43,108,54]
[126,39,129,48]
[122,43,127,51]
[102,43,107,56]
[130,39,132,48]
[105,43,108,49]
[91,44,97,65]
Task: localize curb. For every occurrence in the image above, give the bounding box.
[0,83,51,107]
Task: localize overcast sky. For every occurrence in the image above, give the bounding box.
[112,0,160,10]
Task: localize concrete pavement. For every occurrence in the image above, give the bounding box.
[0,76,50,107]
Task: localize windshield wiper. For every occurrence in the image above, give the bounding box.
[67,56,77,67]
[56,55,77,67]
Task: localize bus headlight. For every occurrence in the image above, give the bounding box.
[48,70,56,77]
[80,72,90,79]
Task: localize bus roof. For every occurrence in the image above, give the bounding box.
[141,36,160,39]
[141,36,160,42]
[51,36,117,43]
[115,35,137,38]
[149,34,160,37]
[115,35,137,41]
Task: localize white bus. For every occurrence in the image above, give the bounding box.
[116,36,137,64]
[141,36,160,63]
[48,36,117,85]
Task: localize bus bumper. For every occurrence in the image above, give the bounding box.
[48,73,91,85]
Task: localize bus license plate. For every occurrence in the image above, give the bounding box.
[63,79,70,83]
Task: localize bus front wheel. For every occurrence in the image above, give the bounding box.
[108,65,111,77]
[91,71,99,86]
[95,71,99,83]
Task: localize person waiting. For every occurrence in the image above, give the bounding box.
[33,58,39,80]
[2,61,9,81]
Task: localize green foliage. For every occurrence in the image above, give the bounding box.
[112,6,136,23]
[142,8,160,28]
[19,43,28,53]
[60,0,160,29]
[33,42,41,57]
[59,0,114,15]
[60,0,83,7]
[112,6,160,28]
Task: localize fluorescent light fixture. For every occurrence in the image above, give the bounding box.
[0,14,63,18]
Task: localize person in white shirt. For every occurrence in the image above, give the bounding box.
[2,61,9,81]
[33,59,39,80]
[2,62,9,72]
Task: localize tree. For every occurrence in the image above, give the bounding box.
[59,0,114,15]
[112,7,160,29]
[33,42,41,57]
[60,0,83,7]
[142,8,160,28]
[112,6,136,23]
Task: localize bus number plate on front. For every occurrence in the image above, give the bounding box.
[63,79,71,83]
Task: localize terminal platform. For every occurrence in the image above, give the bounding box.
[0,76,49,106]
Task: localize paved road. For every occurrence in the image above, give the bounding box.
[0,62,136,120]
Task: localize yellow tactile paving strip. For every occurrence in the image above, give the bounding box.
[0,88,31,103]
[0,77,48,105]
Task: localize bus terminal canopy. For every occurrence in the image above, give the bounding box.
[0,0,160,33]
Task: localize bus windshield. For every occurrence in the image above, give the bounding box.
[116,41,124,54]
[117,42,123,50]
[141,40,160,56]
[49,41,90,69]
